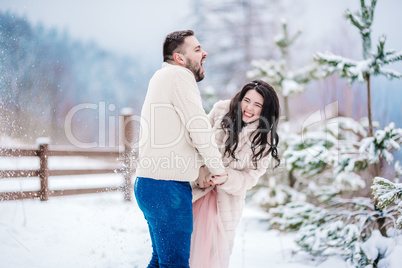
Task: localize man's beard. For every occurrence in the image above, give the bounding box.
[185,60,204,82]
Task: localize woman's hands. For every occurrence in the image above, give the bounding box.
[206,173,228,186]
[195,166,228,188]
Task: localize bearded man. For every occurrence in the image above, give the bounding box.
[135,30,227,268]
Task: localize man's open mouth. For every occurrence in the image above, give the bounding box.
[201,58,206,73]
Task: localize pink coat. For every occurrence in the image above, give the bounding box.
[191,99,272,252]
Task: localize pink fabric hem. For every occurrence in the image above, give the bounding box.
[190,188,230,268]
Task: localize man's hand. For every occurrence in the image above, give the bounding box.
[195,166,211,188]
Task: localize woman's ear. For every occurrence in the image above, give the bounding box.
[173,53,186,66]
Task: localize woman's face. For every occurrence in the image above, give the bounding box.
[240,89,264,124]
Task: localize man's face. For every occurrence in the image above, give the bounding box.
[180,36,208,82]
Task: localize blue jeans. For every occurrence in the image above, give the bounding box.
[134,177,193,268]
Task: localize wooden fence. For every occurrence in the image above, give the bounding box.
[0,113,136,202]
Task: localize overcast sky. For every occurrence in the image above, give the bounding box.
[0,0,401,65]
[0,0,193,60]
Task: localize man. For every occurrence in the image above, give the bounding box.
[134,30,227,268]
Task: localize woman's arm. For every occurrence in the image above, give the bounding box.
[211,154,271,196]
[207,99,231,127]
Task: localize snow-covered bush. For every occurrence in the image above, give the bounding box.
[274,198,398,267]
[266,119,402,266]
[248,1,402,266]
[360,123,402,165]
[282,116,372,201]
[249,172,307,208]
[268,201,325,231]
[372,161,402,229]
[286,120,401,178]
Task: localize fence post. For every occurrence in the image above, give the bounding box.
[37,138,50,201]
[121,109,135,202]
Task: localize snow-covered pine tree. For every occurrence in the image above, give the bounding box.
[372,161,402,229]
[280,120,402,209]
[314,0,402,137]
[245,1,402,266]
[283,117,368,200]
[314,0,402,243]
[270,120,402,266]
[246,19,329,204]
[292,197,397,267]
[247,19,328,121]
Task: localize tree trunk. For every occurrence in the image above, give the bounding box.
[365,73,374,137]
[366,72,386,236]
[284,95,290,122]
[366,73,381,177]
[288,170,296,188]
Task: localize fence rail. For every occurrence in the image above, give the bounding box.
[0,113,136,202]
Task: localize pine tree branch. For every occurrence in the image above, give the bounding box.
[372,177,402,209]
[371,0,378,14]
[379,67,402,79]
[289,29,302,47]
[313,52,357,68]
[344,10,363,30]
[384,50,402,63]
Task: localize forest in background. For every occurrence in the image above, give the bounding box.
[1,1,401,150]
[192,0,401,127]
[0,11,151,145]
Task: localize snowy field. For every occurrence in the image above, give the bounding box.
[0,176,349,267]
[0,190,349,268]
[0,152,348,267]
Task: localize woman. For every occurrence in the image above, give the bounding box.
[190,80,281,268]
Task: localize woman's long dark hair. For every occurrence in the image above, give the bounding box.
[221,80,280,168]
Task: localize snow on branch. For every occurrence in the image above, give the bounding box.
[371,161,402,229]
[248,59,327,97]
[372,177,402,209]
[379,67,402,79]
[315,0,402,83]
[359,122,402,164]
[314,38,402,83]
[383,50,402,63]
[283,119,401,202]
[345,9,365,31]
[344,0,377,32]
[273,19,302,52]
[279,196,395,266]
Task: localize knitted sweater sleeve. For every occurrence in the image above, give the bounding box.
[171,69,225,175]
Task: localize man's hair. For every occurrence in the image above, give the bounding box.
[163,30,194,62]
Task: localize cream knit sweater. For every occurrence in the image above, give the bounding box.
[136,62,225,181]
[192,99,272,253]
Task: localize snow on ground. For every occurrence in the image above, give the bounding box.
[0,153,348,267]
[0,190,348,268]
